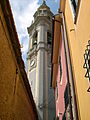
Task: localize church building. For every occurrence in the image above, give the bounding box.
[27,1,55,120]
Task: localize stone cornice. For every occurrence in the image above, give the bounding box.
[27,16,52,34]
[27,42,51,58]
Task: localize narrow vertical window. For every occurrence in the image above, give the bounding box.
[47,32,51,44]
[59,56,62,83]
[62,111,66,120]
[70,0,79,15]
[56,81,58,99]
[56,116,59,120]
[64,84,69,109]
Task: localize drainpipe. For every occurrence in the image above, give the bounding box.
[61,12,79,120]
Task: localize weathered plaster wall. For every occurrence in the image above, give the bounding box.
[0,4,37,120]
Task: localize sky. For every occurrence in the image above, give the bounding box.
[9,0,59,70]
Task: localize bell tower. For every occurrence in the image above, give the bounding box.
[27,1,55,120]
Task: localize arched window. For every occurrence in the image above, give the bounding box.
[47,31,51,44]
[32,31,37,47]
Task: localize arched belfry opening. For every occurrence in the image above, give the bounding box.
[47,31,51,45]
[32,31,38,47]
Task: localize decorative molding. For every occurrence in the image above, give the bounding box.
[29,57,37,71]
[27,16,52,34]
[83,40,90,92]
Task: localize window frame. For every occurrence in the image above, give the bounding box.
[71,0,77,15]
[70,0,81,24]
[74,0,81,24]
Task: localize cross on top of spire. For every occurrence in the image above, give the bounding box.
[43,0,46,4]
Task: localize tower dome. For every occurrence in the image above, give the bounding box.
[33,1,53,22]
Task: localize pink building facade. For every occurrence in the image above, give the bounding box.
[55,33,68,120]
[51,14,73,120]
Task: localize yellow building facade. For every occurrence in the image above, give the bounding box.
[59,0,90,119]
[0,1,38,119]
